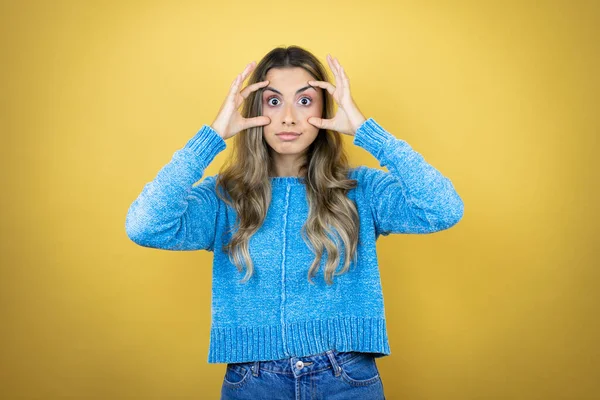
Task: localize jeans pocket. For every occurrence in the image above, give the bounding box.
[223,363,251,389]
[339,353,381,387]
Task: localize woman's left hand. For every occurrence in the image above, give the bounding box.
[307,54,367,136]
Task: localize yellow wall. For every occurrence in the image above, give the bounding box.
[1,0,598,398]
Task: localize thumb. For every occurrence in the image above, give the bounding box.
[245,116,271,129]
[308,117,329,130]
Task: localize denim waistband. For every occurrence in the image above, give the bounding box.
[229,349,371,378]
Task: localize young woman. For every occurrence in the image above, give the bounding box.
[126,46,464,399]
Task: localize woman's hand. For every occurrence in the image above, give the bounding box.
[211,61,271,141]
[307,54,367,136]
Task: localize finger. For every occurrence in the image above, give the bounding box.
[307,80,336,96]
[326,54,339,83]
[235,80,269,109]
[332,57,350,89]
[327,54,340,84]
[240,79,269,99]
[332,55,341,70]
[339,65,350,89]
[230,74,239,89]
[240,61,256,83]
[244,116,271,129]
[308,116,332,130]
[333,56,343,74]
[332,56,349,90]
[230,61,255,94]
[230,74,242,95]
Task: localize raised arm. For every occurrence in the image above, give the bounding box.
[125,125,226,251]
[125,60,274,250]
[353,118,464,237]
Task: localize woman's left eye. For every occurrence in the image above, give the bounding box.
[299,96,312,105]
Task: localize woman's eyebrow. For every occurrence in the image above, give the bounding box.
[263,85,316,95]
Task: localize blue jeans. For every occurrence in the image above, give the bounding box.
[220,349,386,399]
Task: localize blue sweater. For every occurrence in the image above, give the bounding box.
[125,118,464,364]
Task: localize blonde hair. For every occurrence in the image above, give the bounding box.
[215,45,360,285]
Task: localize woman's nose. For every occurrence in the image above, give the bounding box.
[282,104,296,124]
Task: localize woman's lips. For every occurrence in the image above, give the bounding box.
[276,133,301,141]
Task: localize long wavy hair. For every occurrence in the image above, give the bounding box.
[214,45,360,285]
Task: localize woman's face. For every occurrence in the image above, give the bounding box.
[261,67,323,157]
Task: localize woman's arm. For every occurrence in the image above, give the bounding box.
[353,118,464,237]
[125,124,226,251]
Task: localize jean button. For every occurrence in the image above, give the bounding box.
[295,360,304,369]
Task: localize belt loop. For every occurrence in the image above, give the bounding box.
[325,349,342,377]
[251,361,260,377]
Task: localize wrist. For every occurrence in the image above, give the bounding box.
[349,115,366,136]
[210,124,225,139]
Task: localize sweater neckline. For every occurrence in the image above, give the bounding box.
[269,176,306,185]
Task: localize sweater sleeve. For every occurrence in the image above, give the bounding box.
[125,124,226,251]
[353,118,464,237]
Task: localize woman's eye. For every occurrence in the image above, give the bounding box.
[299,96,312,106]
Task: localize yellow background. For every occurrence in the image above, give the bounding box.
[1,0,598,398]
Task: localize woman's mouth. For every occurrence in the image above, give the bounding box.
[276,132,301,141]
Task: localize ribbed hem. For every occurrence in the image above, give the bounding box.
[207,316,391,364]
[353,117,394,160]
[183,124,226,164]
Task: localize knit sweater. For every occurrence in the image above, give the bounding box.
[125,118,464,364]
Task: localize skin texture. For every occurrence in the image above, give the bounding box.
[261,67,324,177]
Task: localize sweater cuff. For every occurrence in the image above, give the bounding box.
[183,124,227,161]
[352,118,393,159]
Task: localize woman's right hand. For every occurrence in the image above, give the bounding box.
[210,61,271,141]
